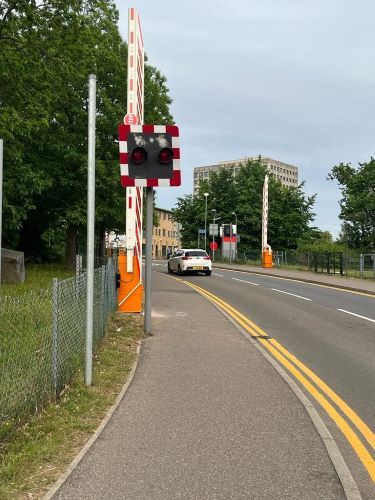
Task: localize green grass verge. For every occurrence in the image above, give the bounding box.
[0,312,143,500]
[1,264,74,297]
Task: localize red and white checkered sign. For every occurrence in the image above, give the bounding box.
[118,124,181,187]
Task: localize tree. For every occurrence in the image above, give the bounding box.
[173,160,316,251]
[327,159,375,250]
[0,0,174,266]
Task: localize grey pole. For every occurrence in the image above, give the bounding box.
[85,74,96,386]
[204,192,208,251]
[212,210,216,262]
[52,278,59,395]
[229,221,232,264]
[0,139,3,285]
[144,186,153,335]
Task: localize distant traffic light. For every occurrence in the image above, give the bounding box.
[118,124,181,187]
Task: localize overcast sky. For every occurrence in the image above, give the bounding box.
[115,1,375,237]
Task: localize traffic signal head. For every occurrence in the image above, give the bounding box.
[118,124,181,187]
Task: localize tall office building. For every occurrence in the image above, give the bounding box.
[193,156,299,194]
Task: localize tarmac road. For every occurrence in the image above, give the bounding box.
[163,262,375,498]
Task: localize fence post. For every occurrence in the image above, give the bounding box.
[359,254,363,276]
[340,253,344,276]
[52,278,59,397]
[373,253,375,279]
[101,264,106,336]
[75,254,81,299]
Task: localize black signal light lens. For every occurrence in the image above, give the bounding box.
[131,147,147,164]
[158,147,174,164]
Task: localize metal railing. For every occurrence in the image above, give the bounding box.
[0,258,117,442]
[359,253,375,279]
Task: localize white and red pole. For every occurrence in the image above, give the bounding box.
[118,7,145,313]
[126,7,144,274]
[262,175,272,268]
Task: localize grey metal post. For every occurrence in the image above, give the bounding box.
[0,139,3,285]
[52,278,59,396]
[101,264,105,335]
[229,222,233,264]
[212,212,216,262]
[204,192,208,251]
[144,187,153,335]
[75,254,81,299]
[373,253,375,279]
[85,74,96,386]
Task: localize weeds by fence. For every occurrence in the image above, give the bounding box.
[0,258,117,442]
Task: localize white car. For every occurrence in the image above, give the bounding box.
[168,249,212,276]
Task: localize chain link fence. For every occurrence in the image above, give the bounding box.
[0,258,117,442]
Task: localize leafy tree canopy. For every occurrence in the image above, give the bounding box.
[172,160,316,252]
[0,0,174,264]
[327,158,375,250]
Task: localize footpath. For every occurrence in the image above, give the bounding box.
[44,266,374,500]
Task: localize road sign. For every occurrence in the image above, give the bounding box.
[209,223,218,236]
[199,228,206,235]
[124,113,138,125]
[210,241,218,251]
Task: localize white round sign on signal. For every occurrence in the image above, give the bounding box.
[124,113,138,125]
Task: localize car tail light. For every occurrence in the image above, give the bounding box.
[181,256,191,260]
[203,257,211,260]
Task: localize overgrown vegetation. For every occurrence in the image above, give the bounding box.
[0,312,143,500]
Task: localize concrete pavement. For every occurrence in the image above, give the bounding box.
[47,270,355,499]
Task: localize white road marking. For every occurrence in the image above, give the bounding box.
[213,273,224,277]
[271,288,311,301]
[337,309,375,323]
[232,278,259,286]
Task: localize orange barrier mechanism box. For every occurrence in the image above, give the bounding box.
[117,255,143,313]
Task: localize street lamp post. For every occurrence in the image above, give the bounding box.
[204,192,209,251]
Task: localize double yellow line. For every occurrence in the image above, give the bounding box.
[180,279,375,483]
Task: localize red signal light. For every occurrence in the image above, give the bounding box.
[131,147,147,164]
[158,147,174,164]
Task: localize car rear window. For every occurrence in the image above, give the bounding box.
[185,251,208,257]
